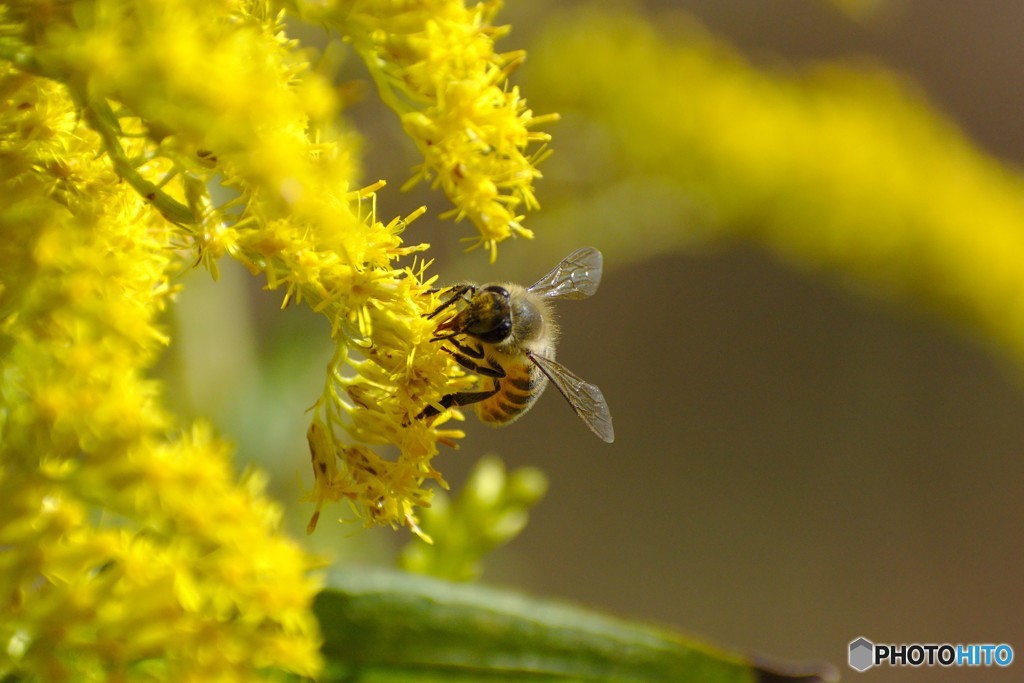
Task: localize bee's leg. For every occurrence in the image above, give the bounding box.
[438,335,485,360]
[442,347,504,378]
[431,335,487,364]
[425,284,475,320]
[416,346,504,421]
[418,380,501,419]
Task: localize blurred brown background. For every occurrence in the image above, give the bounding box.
[170,2,1024,681]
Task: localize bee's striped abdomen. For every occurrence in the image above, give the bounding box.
[477,358,547,425]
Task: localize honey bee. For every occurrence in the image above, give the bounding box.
[419,247,614,443]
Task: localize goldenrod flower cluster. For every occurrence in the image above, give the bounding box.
[528,9,1024,362]
[291,0,557,261]
[1,0,551,678]
[0,69,320,679]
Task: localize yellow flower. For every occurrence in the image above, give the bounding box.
[292,0,558,261]
[2,0,554,675]
[0,66,320,679]
[527,8,1024,363]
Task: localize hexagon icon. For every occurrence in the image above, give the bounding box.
[849,637,875,672]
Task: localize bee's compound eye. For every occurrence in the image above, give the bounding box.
[482,285,510,298]
[466,288,513,343]
[474,317,512,344]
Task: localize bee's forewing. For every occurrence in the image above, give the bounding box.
[528,247,603,300]
[530,352,614,443]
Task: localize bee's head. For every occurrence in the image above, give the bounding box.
[451,285,512,344]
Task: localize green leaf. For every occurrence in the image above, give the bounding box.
[315,570,836,683]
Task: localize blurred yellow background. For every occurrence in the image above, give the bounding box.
[167,2,1024,681]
